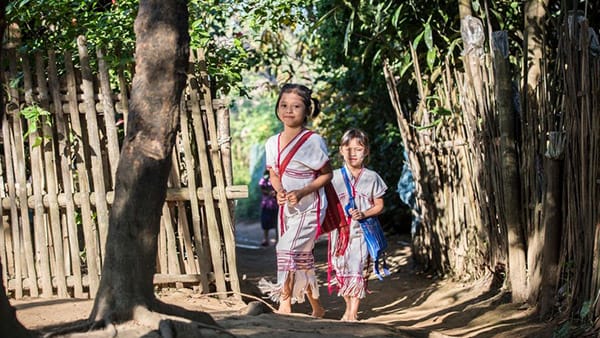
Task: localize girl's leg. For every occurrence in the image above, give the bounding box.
[347,297,360,321]
[341,295,351,321]
[262,229,269,246]
[307,286,325,318]
[278,275,293,313]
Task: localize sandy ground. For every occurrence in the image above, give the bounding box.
[10,221,557,337]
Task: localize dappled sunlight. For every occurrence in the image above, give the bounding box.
[229,222,554,336]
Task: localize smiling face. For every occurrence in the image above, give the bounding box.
[277,92,308,128]
[340,137,368,169]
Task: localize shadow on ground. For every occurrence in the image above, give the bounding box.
[235,221,556,338]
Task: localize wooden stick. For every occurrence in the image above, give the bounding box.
[77,36,110,260]
[65,50,100,296]
[35,51,69,297]
[47,50,84,298]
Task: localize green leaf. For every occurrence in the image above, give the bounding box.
[413,31,424,49]
[424,22,433,49]
[31,136,43,148]
[427,48,436,70]
[580,300,591,320]
[24,121,38,138]
[391,4,404,27]
[343,10,355,55]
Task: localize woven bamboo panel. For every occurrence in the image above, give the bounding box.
[0,40,246,299]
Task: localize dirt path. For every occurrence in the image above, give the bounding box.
[11,222,555,337]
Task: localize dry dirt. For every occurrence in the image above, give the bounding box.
[11,222,557,337]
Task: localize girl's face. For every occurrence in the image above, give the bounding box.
[277,92,307,128]
[340,138,368,169]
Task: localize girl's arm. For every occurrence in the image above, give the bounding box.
[268,168,287,205]
[286,162,333,206]
[349,196,384,220]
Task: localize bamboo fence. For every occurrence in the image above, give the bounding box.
[384,11,600,319]
[558,17,600,317]
[0,38,247,299]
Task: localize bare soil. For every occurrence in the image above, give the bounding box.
[11,222,557,337]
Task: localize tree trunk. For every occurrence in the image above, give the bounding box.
[493,31,528,303]
[0,263,31,337]
[524,0,549,90]
[87,0,214,327]
[523,0,549,305]
[539,133,564,318]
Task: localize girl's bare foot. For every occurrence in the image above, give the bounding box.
[341,315,358,322]
[277,305,292,314]
[311,306,325,318]
[278,296,292,314]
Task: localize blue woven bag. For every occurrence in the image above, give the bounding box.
[341,167,390,280]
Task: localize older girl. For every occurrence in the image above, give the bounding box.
[259,84,330,317]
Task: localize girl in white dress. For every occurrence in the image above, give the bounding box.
[330,128,387,321]
[259,84,330,317]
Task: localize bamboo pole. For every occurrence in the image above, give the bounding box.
[14,53,39,297]
[96,48,121,185]
[591,59,600,318]
[64,50,100,296]
[179,100,209,290]
[47,50,84,298]
[4,49,23,298]
[77,36,110,260]
[0,185,247,210]
[0,184,5,289]
[35,52,69,297]
[187,69,227,297]
[167,148,199,276]
[196,49,240,297]
[216,104,232,187]
[162,204,181,276]
[23,52,54,298]
[158,214,168,275]
[0,106,9,289]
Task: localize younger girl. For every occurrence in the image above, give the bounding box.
[259,84,330,317]
[330,128,387,322]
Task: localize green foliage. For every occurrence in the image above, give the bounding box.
[301,0,529,233]
[305,0,466,232]
[19,104,52,147]
[230,86,281,221]
[4,0,300,97]
[6,0,137,63]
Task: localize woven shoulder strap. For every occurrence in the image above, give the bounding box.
[278,130,314,174]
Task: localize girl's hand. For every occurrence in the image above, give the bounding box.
[286,190,304,206]
[348,208,365,221]
[276,190,288,205]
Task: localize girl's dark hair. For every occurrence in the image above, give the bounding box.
[340,128,370,149]
[275,83,321,122]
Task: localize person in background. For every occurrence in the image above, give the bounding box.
[329,128,387,321]
[259,169,278,246]
[258,83,330,318]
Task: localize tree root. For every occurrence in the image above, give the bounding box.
[40,291,277,337]
[41,303,234,337]
[196,290,277,313]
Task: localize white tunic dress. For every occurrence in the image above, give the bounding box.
[329,166,387,298]
[259,129,329,304]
